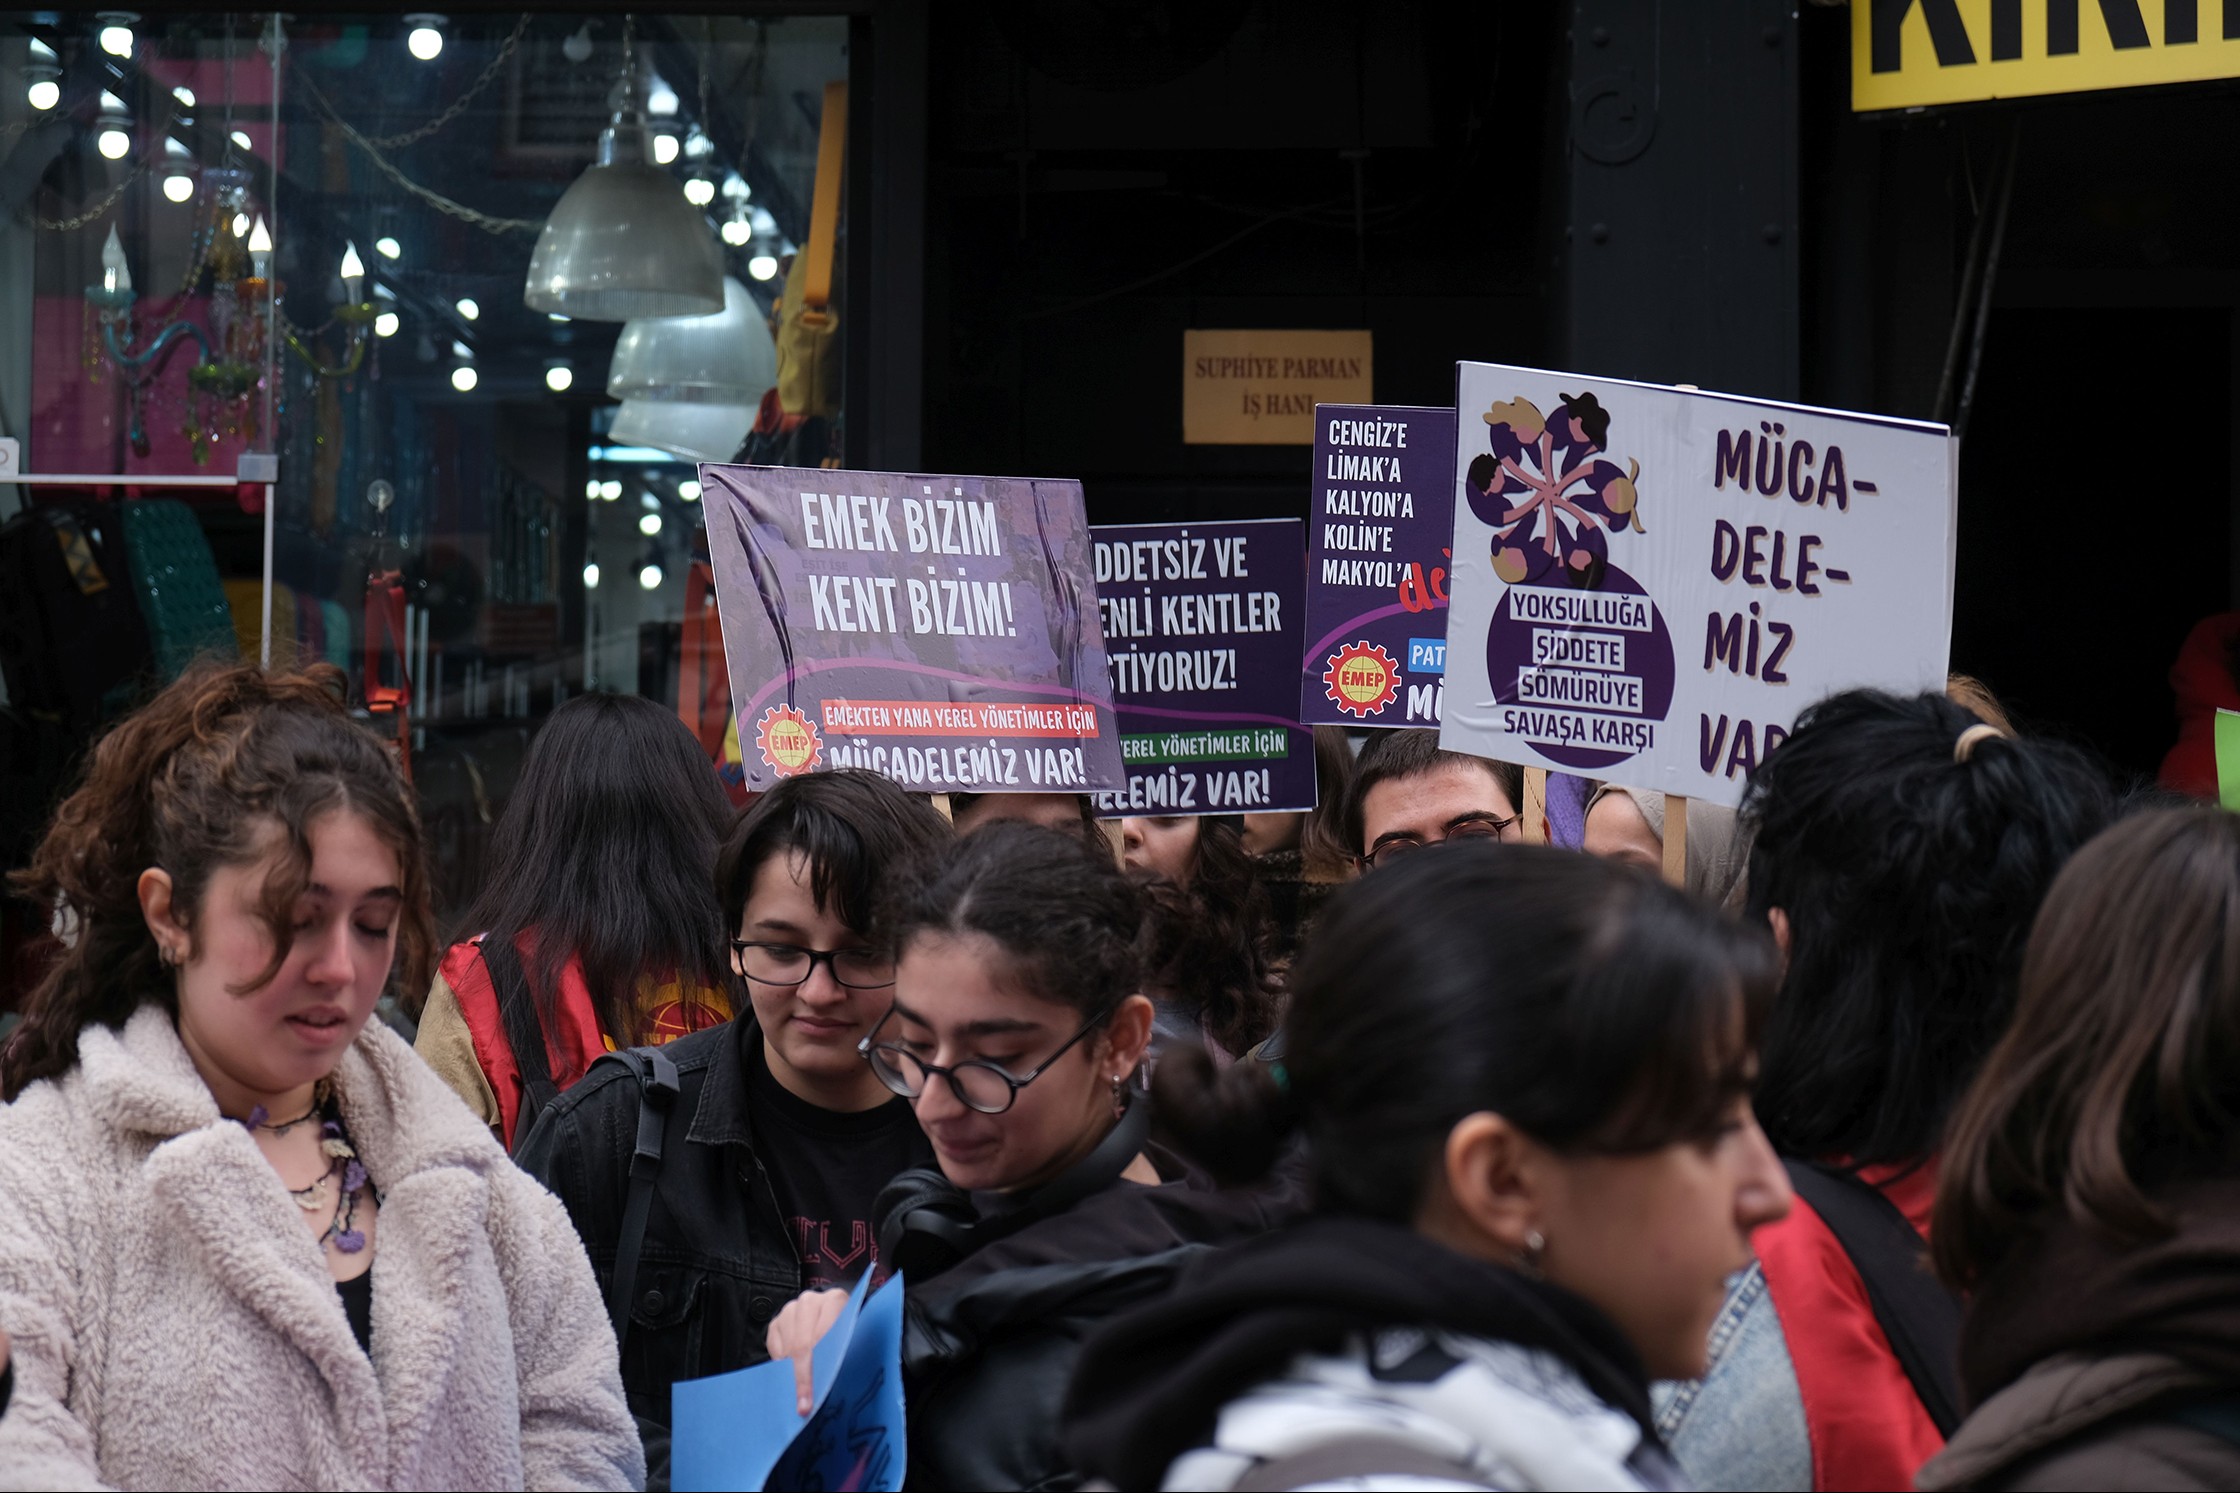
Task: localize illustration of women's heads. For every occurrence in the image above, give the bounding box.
[1559,391,1611,450]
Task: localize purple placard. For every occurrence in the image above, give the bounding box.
[1089,518,1315,817]
[701,465,1126,795]
[1300,404,1459,728]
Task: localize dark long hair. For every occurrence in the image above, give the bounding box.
[457,693,733,1087]
[1300,724,1360,879]
[1154,844,1777,1214]
[1136,817,1283,1056]
[1936,809,2240,1288]
[4,661,434,1100]
[1742,689,2114,1168]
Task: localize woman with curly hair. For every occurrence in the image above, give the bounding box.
[1120,814,1284,1063]
[0,662,641,1490]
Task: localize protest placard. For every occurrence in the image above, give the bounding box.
[701,466,1126,795]
[672,1270,907,1493]
[1300,404,1459,728]
[2217,709,2240,813]
[1440,364,1955,809]
[1089,518,1313,816]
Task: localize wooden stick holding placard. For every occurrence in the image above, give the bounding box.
[1522,767,1547,846]
[1662,794,1688,888]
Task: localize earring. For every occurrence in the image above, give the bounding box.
[1520,1228,1547,1275]
[1110,1074,1128,1118]
[155,942,177,968]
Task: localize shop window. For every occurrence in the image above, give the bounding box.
[0,12,850,932]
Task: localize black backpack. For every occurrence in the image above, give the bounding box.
[0,704,75,869]
[0,497,153,731]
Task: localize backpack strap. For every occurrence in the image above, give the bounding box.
[511,1070,562,1156]
[1784,1160,1964,1437]
[602,1045,683,1358]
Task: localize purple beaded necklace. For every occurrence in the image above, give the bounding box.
[233,1083,373,1254]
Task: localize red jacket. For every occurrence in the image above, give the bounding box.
[441,934,729,1148]
[1755,1161,1944,1492]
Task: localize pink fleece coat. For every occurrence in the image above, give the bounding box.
[0,1006,644,1491]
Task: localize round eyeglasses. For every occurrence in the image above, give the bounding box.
[1357,812,1519,871]
[858,1006,1107,1115]
[730,940,895,990]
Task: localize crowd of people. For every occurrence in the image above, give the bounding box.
[1,657,2237,1491]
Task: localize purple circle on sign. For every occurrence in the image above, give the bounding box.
[1484,563,1675,772]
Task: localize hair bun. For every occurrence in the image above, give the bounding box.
[1149,1042,1297,1185]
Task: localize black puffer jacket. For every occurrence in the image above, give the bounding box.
[900,1169,1294,1490]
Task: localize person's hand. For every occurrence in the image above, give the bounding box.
[764,1288,849,1416]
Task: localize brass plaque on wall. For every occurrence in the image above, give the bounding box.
[1183,330,1373,445]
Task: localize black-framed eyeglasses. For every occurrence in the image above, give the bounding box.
[730,941,896,990]
[858,1006,1108,1115]
[1357,812,1520,871]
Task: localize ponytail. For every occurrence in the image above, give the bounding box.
[4,660,432,1099]
[1149,1044,1297,1185]
[1155,844,1773,1221]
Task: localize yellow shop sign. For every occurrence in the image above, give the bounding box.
[1854,0,2240,111]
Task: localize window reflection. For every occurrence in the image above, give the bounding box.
[0,13,850,924]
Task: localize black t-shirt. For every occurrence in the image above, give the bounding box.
[336,1269,373,1356]
[743,1036,930,1290]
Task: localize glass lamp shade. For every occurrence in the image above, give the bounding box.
[607,276,777,404]
[609,399,755,463]
[524,116,724,321]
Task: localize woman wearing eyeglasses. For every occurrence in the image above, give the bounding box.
[764,821,1288,1490]
[516,770,950,1491]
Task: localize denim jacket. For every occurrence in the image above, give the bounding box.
[1652,1263,1811,1491]
[517,1018,929,1488]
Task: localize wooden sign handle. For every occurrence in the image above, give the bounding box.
[1662,793,1689,887]
[1522,767,1548,845]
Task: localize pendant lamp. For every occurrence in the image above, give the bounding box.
[609,399,755,464]
[608,276,778,405]
[524,34,723,321]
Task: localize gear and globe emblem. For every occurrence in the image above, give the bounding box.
[1321,640,1400,719]
[754,704,823,777]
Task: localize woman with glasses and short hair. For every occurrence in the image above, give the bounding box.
[764,821,1290,1490]
[516,770,949,1491]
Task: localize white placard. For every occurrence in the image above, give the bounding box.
[1439,362,1955,809]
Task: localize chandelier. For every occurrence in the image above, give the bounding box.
[83,167,377,462]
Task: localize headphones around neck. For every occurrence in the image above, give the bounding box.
[873,1100,1152,1281]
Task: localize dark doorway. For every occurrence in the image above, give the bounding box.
[1952,306,2234,780]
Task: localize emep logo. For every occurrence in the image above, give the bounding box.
[754,705,823,777]
[1321,640,1400,719]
